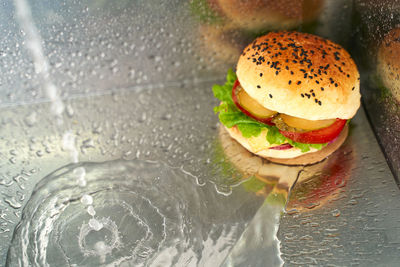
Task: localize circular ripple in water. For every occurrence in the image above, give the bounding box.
[6,159,219,266]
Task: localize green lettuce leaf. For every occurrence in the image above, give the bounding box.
[266,126,287,145]
[213,69,327,152]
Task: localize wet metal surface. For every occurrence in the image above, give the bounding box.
[0,80,399,265]
[0,0,399,266]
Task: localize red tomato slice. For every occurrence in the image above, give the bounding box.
[232,80,275,126]
[279,119,347,144]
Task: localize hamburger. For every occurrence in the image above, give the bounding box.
[191,0,323,31]
[213,31,361,165]
[193,0,324,64]
[215,0,323,32]
[377,27,400,104]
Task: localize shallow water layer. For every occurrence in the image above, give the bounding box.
[7,158,281,266]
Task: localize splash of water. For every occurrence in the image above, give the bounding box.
[222,199,285,267]
[6,159,247,266]
[14,0,95,232]
[13,0,64,122]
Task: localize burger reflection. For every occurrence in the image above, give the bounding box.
[218,124,354,213]
[192,0,324,64]
[377,27,400,104]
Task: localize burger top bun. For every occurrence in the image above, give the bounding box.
[236,31,361,120]
[377,27,400,103]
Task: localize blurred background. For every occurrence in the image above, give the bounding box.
[0,0,400,266]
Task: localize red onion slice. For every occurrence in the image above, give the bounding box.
[328,135,339,144]
[269,143,293,150]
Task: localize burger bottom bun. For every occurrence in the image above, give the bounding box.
[222,124,348,166]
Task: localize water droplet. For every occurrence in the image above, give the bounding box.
[81,139,95,149]
[138,112,147,123]
[24,111,37,127]
[88,218,103,231]
[74,167,87,187]
[0,178,13,187]
[331,209,341,217]
[4,197,22,209]
[87,206,96,216]
[286,208,299,215]
[66,104,74,117]
[305,202,320,209]
[161,113,172,120]
[80,194,93,206]
[348,199,358,205]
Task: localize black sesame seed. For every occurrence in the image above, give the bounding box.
[318,101,322,105]
[312,92,315,97]
[290,71,294,75]
[269,94,273,98]
[297,81,301,85]
[275,71,279,75]
[288,80,292,85]
[335,83,338,87]
[321,87,324,91]
[352,86,355,91]
[257,85,261,88]
[315,99,318,103]
[301,94,305,98]
[260,73,263,77]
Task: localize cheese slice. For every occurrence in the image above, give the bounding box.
[247,129,273,152]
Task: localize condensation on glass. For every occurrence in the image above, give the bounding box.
[352,0,400,182]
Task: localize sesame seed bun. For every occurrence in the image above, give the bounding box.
[377,27,400,103]
[222,123,348,165]
[236,31,361,120]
